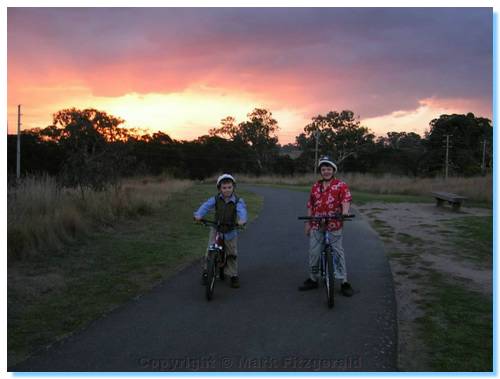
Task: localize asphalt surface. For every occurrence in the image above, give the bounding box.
[12,186,397,372]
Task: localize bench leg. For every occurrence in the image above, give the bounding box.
[451,202,461,211]
[436,199,444,207]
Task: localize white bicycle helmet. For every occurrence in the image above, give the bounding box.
[318,156,338,172]
[216,173,236,188]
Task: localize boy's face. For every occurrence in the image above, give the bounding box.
[219,182,234,198]
[320,165,334,180]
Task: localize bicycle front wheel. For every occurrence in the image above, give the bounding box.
[206,253,217,301]
[324,248,335,308]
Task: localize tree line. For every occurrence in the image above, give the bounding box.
[7,107,492,192]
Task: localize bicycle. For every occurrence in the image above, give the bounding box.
[297,214,355,308]
[197,219,243,301]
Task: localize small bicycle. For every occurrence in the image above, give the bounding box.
[298,214,355,308]
[198,219,243,301]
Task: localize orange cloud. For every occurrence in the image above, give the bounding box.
[7,8,492,145]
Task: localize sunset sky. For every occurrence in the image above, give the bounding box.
[7,7,493,144]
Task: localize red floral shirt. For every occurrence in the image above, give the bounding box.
[307,179,352,231]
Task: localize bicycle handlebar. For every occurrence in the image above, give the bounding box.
[196,219,246,230]
[297,214,355,221]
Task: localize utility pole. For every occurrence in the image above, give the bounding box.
[481,139,487,176]
[313,130,319,175]
[17,104,21,179]
[444,134,451,180]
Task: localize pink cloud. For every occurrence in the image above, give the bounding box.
[7,8,492,139]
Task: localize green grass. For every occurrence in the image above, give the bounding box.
[8,184,263,366]
[443,216,493,266]
[386,249,419,269]
[396,232,424,246]
[369,218,394,238]
[462,200,492,209]
[408,273,423,280]
[418,223,435,228]
[415,271,493,371]
[245,183,434,206]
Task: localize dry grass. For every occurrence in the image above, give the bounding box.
[7,175,192,261]
[344,173,492,203]
[236,173,492,203]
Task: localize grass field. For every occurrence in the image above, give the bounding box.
[444,216,493,267]
[235,173,492,204]
[252,183,437,206]
[415,271,492,371]
[8,175,193,261]
[8,182,263,367]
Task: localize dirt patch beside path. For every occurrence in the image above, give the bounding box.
[356,202,492,371]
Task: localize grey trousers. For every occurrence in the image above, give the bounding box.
[309,229,347,282]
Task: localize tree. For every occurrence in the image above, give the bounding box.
[41,108,133,196]
[209,116,239,140]
[375,132,425,176]
[7,129,65,179]
[209,108,280,173]
[298,110,375,171]
[423,113,492,176]
[151,131,174,145]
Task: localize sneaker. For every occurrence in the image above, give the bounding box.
[341,282,354,297]
[230,276,240,288]
[298,278,318,291]
[201,272,208,286]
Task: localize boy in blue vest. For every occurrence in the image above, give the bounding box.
[194,174,247,288]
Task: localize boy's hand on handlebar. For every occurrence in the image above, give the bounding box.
[304,223,311,236]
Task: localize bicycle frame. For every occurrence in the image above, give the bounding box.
[198,219,243,300]
[207,230,226,269]
[298,214,354,308]
[314,225,335,307]
[320,230,332,277]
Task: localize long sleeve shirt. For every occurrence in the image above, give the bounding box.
[194,194,247,240]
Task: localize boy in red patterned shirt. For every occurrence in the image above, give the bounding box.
[298,156,354,296]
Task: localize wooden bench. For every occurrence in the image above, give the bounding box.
[431,191,467,210]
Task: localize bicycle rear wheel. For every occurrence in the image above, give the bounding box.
[206,253,217,301]
[324,248,335,308]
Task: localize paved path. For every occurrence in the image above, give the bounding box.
[13,186,397,372]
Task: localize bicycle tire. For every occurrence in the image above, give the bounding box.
[324,248,335,308]
[206,253,217,301]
